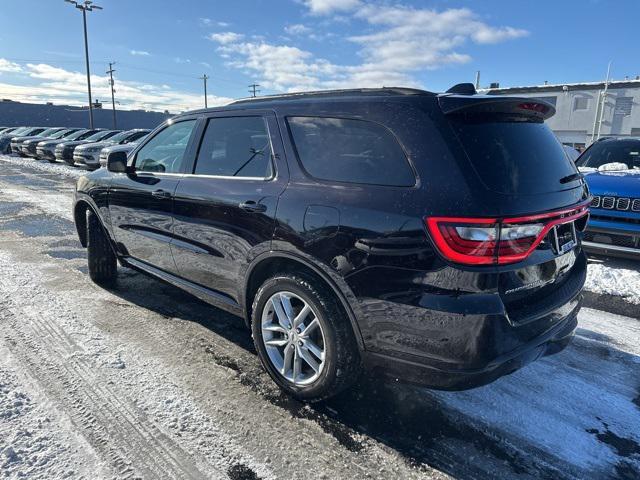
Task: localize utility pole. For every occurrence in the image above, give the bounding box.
[248,83,260,97]
[199,74,209,108]
[107,62,117,129]
[474,71,481,90]
[65,1,102,129]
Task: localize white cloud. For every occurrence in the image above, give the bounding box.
[0,59,232,113]
[0,59,22,73]
[302,0,361,15]
[212,3,527,92]
[130,50,151,56]
[208,32,245,44]
[285,24,312,35]
[199,18,230,27]
[174,57,192,64]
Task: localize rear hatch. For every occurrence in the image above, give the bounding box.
[431,94,589,325]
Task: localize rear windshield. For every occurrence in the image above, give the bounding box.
[577,139,640,170]
[450,117,578,194]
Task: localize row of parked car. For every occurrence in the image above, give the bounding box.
[0,125,150,169]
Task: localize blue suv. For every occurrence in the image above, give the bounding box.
[577,137,640,258]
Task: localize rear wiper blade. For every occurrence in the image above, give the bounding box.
[559,172,583,184]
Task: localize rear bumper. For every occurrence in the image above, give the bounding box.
[363,305,578,390]
[355,251,586,390]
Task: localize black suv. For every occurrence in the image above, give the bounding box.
[73,86,590,401]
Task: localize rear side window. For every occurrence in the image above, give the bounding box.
[287,117,415,186]
[450,117,577,194]
[194,116,273,178]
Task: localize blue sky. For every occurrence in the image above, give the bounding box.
[0,0,638,112]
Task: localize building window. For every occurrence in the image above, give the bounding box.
[614,97,633,116]
[573,97,589,111]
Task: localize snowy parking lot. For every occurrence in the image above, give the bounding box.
[0,153,639,480]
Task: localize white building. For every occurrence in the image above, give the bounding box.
[485,79,640,151]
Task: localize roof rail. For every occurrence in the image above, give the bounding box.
[230,87,433,105]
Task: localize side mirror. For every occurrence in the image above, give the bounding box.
[107,151,129,173]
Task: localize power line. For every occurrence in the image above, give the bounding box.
[248,83,260,97]
[106,62,117,129]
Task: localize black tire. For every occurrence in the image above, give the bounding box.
[87,210,117,287]
[251,272,361,402]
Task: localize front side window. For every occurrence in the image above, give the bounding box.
[287,116,415,186]
[135,120,196,173]
[194,116,273,178]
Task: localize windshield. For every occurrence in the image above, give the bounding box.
[576,140,640,170]
[84,131,117,142]
[64,129,90,140]
[51,129,74,139]
[450,116,578,194]
[103,131,130,143]
[9,127,30,136]
[40,128,61,137]
[76,130,101,140]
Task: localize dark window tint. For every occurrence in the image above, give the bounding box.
[287,117,414,186]
[135,120,196,173]
[194,116,272,178]
[577,139,640,170]
[451,117,577,194]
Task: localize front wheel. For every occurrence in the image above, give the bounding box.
[251,273,361,402]
[86,210,117,287]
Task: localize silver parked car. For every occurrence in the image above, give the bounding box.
[36,129,95,161]
[21,128,84,158]
[98,141,142,168]
[74,129,150,169]
[2,127,45,154]
[56,130,121,165]
[13,127,66,156]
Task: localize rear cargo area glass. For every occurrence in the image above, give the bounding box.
[451,118,577,194]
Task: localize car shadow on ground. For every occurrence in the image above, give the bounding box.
[105,266,640,480]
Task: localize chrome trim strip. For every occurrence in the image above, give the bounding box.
[582,241,640,254]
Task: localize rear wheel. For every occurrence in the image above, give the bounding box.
[251,273,361,402]
[86,210,117,287]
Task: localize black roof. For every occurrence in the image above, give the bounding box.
[182,87,436,117]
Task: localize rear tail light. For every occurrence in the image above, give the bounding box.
[425,202,589,265]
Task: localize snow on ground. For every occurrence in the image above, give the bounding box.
[432,307,640,477]
[585,261,640,304]
[0,342,109,480]
[0,154,85,179]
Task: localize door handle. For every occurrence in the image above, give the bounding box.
[151,189,171,199]
[239,200,267,213]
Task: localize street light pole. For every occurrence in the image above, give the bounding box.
[199,74,209,108]
[65,0,102,129]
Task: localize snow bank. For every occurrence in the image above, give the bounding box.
[586,262,640,304]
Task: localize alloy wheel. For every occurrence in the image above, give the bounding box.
[261,291,326,386]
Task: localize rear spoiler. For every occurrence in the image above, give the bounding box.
[438,94,556,121]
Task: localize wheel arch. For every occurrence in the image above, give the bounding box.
[73,199,112,250]
[243,252,365,350]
